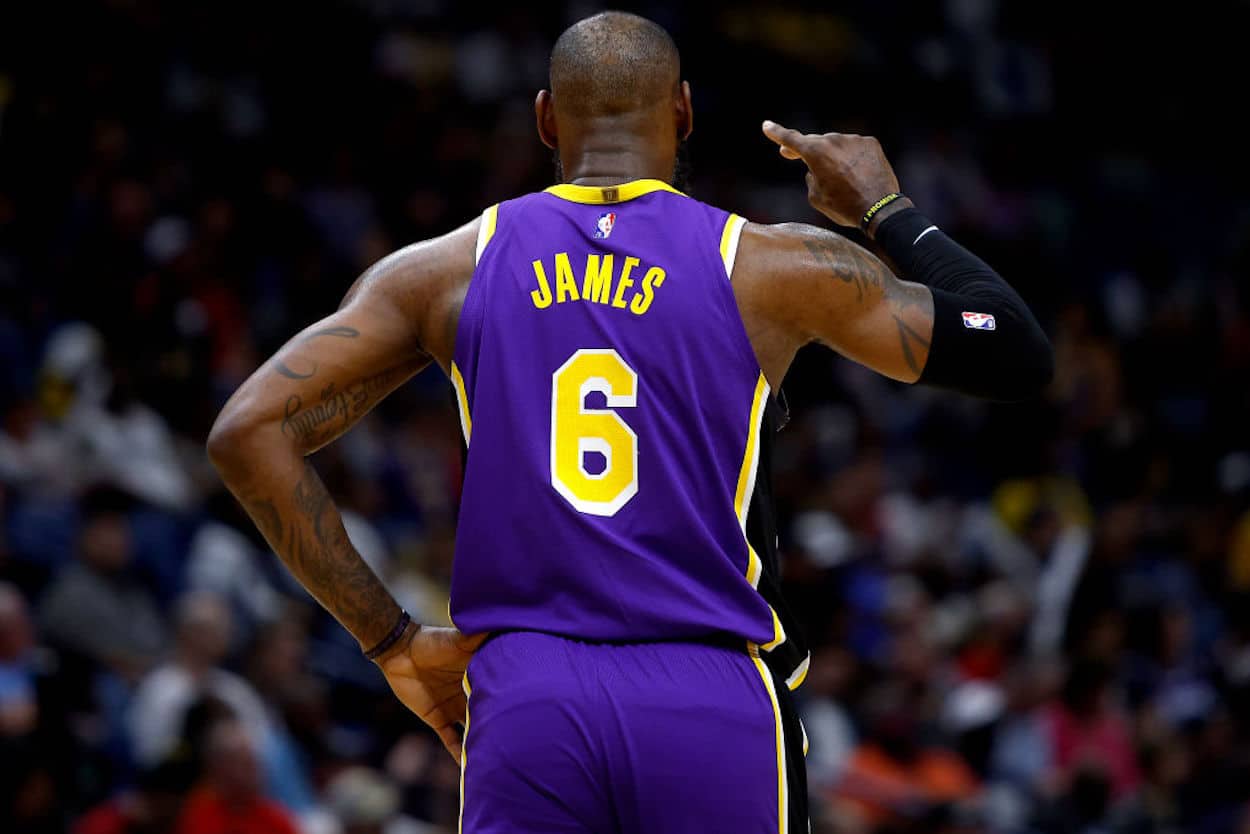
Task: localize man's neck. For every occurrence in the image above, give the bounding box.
[558,145,674,187]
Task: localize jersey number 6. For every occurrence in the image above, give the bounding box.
[551,349,639,516]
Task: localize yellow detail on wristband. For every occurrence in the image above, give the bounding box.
[861,192,904,230]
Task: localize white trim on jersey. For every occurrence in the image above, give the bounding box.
[721,213,748,279]
[475,204,499,264]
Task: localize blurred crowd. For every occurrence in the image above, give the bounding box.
[2,1,1249,833]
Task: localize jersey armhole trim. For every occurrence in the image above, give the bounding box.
[786,652,811,691]
[475,204,499,264]
[719,213,747,280]
[734,372,770,588]
[450,361,472,445]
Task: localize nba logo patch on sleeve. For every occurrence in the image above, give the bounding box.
[961,311,996,330]
[593,212,617,239]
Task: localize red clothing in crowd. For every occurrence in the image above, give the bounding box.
[1043,702,1141,799]
[73,800,135,834]
[174,787,298,834]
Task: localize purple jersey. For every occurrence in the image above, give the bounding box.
[449,179,803,680]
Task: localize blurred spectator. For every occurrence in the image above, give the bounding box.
[831,683,981,831]
[988,658,1060,797]
[382,730,462,830]
[1,323,194,512]
[127,591,270,769]
[244,618,324,817]
[0,580,37,736]
[1032,765,1115,834]
[73,762,189,834]
[1109,736,1190,834]
[1179,711,1250,834]
[39,488,166,682]
[185,490,286,635]
[174,718,298,834]
[800,646,857,793]
[1,579,50,830]
[1126,605,1218,729]
[1042,660,1140,802]
[326,766,434,834]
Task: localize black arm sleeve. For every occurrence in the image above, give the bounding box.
[874,207,1054,401]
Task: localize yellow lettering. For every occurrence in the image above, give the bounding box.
[531,260,553,308]
[555,252,580,303]
[630,266,666,315]
[582,254,615,304]
[613,256,640,308]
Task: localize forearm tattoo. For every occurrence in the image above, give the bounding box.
[235,461,399,647]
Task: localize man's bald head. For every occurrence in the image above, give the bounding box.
[549,11,680,117]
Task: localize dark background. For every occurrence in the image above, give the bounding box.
[1,2,1249,833]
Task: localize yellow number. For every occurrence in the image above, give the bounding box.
[551,349,638,516]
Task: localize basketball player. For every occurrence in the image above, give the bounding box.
[208,12,1052,833]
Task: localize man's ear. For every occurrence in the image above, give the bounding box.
[678,81,693,141]
[535,90,558,150]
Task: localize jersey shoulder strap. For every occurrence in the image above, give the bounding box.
[474,203,500,264]
[719,212,747,279]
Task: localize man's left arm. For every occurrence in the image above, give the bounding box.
[759,121,1054,401]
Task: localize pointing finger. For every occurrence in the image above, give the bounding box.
[762,120,811,159]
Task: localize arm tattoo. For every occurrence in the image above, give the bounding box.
[247,497,282,539]
[892,315,931,376]
[223,331,417,644]
[888,279,933,375]
[286,463,390,630]
[237,462,398,646]
[312,326,362,339]
[280,363,412,447]
[802,234,934,376]
[275,363,316,380]
[274,326,362,380]
[802,238,889,303]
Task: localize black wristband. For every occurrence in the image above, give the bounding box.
[364,610,412,660]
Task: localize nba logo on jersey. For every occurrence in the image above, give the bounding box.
[593,212,617,239]
[962,311,996,330]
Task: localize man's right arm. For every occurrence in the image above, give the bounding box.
[207,221,486,763]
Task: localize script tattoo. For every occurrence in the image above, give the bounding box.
[275,326,362,380]
[280,363,411,445]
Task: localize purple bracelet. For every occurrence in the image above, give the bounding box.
[364,610,412,660]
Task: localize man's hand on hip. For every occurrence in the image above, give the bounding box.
[375,624,487,764]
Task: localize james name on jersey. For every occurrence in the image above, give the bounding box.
[529,252,666,316]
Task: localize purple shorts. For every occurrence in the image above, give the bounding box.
[459,631,807,833]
